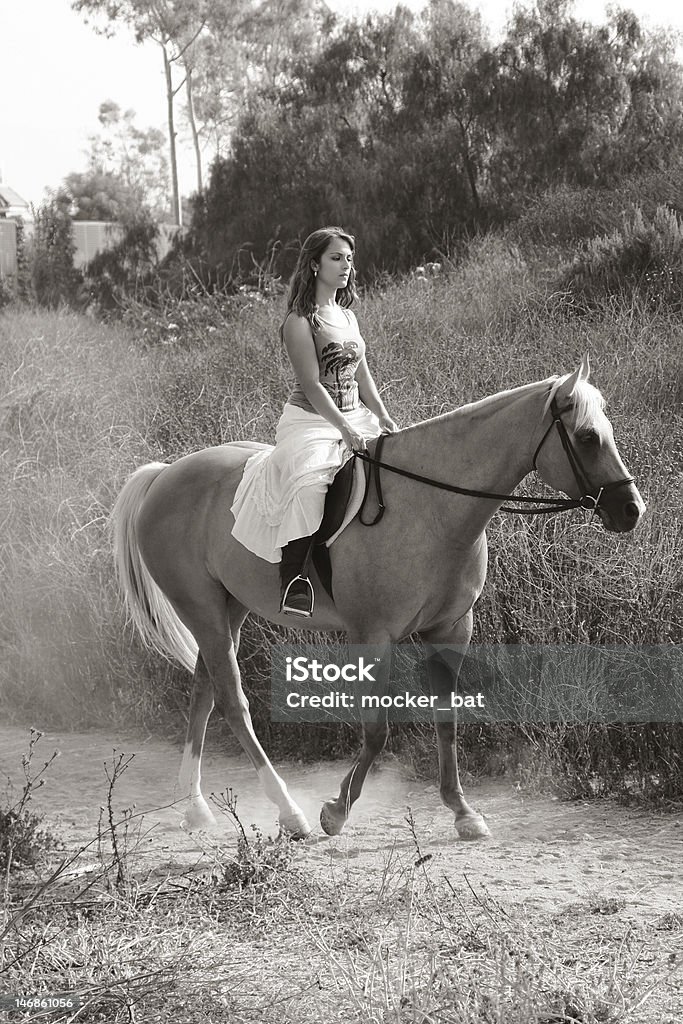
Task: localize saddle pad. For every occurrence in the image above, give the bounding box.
[324,456,367,548]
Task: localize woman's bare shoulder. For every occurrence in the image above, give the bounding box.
[283,311,315,348]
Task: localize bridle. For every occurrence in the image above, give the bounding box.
[531,396,634,509]
[354,396,634,527]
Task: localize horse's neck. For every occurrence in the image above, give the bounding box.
[393,383,545,535]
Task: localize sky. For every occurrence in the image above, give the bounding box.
[1,0,682,213]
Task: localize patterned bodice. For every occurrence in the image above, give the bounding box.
[288,306,365,412]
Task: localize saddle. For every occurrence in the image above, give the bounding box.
[311,436,381,599]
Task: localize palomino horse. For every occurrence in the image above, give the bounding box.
[112,358,644,840]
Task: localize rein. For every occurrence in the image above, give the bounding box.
[354,397,634,527]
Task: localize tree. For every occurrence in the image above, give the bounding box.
[182,0,334,167]
[62,169,142,221]
[484,0,683,204]
[403,0,492,215]
[73,0,212,223]
[64,101,170,220]
[185,0,683,279]
[29,194,82,308]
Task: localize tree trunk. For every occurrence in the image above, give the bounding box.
[458,118,480,215]
[162,42,181,225]
[185,69,203,193]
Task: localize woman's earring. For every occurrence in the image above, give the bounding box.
[313,268,318,277]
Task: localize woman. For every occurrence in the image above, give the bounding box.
[231,227,398,616]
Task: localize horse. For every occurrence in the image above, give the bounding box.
[111,357,645,840]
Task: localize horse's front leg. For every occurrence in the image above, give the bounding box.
[421,611,490,840]
[320,638,391,836]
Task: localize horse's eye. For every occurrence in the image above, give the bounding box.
[579,429,599,446]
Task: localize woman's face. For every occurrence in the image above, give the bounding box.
[314,237,354,291]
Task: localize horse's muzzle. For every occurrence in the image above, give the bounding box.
[596,484,646,533]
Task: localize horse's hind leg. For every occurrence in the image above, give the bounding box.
[178,652,217,831]
[178,607,249,831]
[421,612,490,840]
[177,592,310,837]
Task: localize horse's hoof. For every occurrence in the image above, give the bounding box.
[279,812,312,840]
[181,797,217,832]
[455,813,490,841]
[320,800,346,836]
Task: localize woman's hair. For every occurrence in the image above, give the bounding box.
[280,226,357,339]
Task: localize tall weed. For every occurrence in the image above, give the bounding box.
[560,205,683,313]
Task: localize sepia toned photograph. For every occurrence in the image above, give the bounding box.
[1,0,682,1020]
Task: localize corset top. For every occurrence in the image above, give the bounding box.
[288,306,365,413]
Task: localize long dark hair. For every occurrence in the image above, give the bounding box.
[280,227,357,339]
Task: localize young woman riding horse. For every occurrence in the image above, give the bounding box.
[111,244,645,840]
[231,227,398,617]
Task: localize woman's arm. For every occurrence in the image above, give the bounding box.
[356,357,399,432]
[284,315,369,450]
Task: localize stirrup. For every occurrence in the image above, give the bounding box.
[280,575,315,618]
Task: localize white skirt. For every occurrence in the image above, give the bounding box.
[230,402,381,562]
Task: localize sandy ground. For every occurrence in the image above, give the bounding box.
[2,723,681,923]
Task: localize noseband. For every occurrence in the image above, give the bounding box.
[355,396,634,526]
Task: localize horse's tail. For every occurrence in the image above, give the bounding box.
[111,463,198,674]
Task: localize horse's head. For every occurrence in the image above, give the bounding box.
[533,355,645,532]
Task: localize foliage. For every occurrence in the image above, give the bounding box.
[60,100,170,226]
[183,0,683,281]
[62,169,144,222]
[558,205,683,312]
[0,274,13,310]
[83,212,161,313]
[0,807,60,874]
[72,0,213,221]
[185,0,334,164]
[485,2,683,204]
[67,101,170,220]
[27,194,83,308]
[13,217,32,304]
[211,791,295,890]
[0,731,62,875]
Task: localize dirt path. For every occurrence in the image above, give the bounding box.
[2,724,681,922]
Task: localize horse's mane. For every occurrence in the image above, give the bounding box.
[543,375,606,431]
[403,374,606,435]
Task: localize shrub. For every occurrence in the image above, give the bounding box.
[28,194,83,308]
[0,274,14,309]
[83,213,160,314]
[0,806,61,873]
[0,732,62,874]
[512,185,628,250]
[513,165,683,255]
[558,205,683,312]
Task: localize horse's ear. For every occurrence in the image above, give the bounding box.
[555,366,582,403]
[555,355,590,404]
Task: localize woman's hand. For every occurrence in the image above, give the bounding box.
[340,425,368,452]
[378,414,399,434]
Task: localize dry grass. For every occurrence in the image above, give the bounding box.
[1,738,680,1024]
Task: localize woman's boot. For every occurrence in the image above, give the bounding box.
[279,536,315,617]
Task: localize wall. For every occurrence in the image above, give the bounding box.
[0,219,182,278]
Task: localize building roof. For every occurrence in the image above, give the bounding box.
[0,185,29,209]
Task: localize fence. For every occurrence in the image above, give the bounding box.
[0,219,17,276]
[0,219,182,279]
